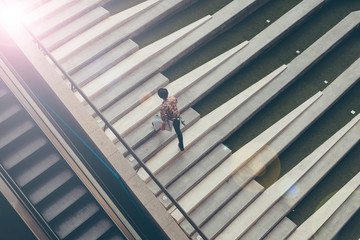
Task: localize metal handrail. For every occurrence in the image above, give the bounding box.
[20,16,208,240]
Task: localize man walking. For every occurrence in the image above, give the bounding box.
[158,88,184,151]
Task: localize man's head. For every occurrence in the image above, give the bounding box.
[158,88,168,100]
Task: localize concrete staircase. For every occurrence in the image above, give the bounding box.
[0,77,126,239]
[11,0,360,239]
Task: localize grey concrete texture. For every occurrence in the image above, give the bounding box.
[42,7,110,51]
[71,39,138,88]
[15,0,360,239]
[226,114,360,239]
[159,144,232,203]
[199,181,264,239]
[25,0,78,26]
[262,217,297,240]
[99,73,168,119]
[31,0,102,38]
[312,185,360,239]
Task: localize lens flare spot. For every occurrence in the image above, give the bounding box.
[0,5,24,31]
[284,184,300,200]
[231,142,281,190]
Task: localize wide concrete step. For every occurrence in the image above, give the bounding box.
[108,41,249,139]
[262,217,297,240]
[153,144,232,201]
[100,226,127,240]
[136,65,287,184]
[149,132,239,200]
[51,0,161,63]
[171,91,323,223]
[70,42,138,90]
[81,15,212,100]
[189,180,265,239]
[39,185,88,222]
[180,177,256,236]
[64,38,138,79]
[25,0,78,26]
[288,171,360,240]
[85,0,266,110]
[51,198,101,239]
[70,216,114,240]
[0,102,22,125]
[75,217,113,239]
[11,0,49,14]
[313,186,360,240]
[0,134,48,170]
[10,152,62,188]
[238,199,297,240]
[24,165,75,205]
[94,73,168,121]
[42,7,110,51]
[112,0,199,38]
[29,0,102,39]
[216,113,360,240]
[0,116,36,150]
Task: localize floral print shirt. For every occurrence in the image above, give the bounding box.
[160,96,180,121]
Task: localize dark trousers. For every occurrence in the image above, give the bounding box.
[173,118,183,148]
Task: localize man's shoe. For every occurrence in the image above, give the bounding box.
[178,143,184,151]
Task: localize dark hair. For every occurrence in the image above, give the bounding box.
[158,88,168,100]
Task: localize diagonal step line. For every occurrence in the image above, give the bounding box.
[64,39,139,77]
[288,171,360,240]
[30,0,103,39]
[8,0,49,14]
[42,7,110,51]
[261,217,297,240]
[24,0,77,26]
[52,0,161,62]
[311,186,360,239]
[188,179,265,239]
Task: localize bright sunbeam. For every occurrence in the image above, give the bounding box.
[0,4,25,31]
